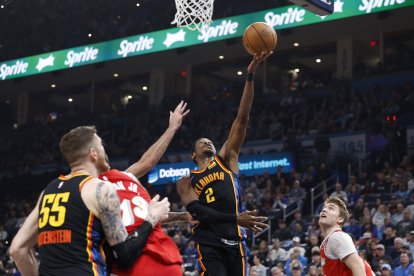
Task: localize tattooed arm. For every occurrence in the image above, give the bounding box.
[95,181,128,245]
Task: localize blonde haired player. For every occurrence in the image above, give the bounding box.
[319,197,374,275]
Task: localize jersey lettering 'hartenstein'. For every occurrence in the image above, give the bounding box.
[193,172,225,195]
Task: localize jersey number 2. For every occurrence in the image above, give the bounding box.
[39,192,70,228]
[205,187,216,203]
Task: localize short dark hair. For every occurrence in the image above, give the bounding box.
[59,126,97,166]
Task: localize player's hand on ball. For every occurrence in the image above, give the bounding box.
[247,51,273,73]
[147,194,170,227]
[236,210,268,232]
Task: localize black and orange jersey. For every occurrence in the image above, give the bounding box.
[190,155,246,247]
[38,173,106,276]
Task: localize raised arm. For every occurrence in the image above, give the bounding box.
[218,52,272,173]
[10,193,43,276]
[125,101,189,178]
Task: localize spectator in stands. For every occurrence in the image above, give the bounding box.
[393,253,412,276]
[344,216,363,241]
[392,243,413,267]
[287,260,303,276]
[396,209,412,237]
[330,183,347,203]
[345,175,362,193]
[350,197,366,223]
[290,223,306,243]
[372,172,391,194]
[308,249,322,270]
[287,180,306,211]
[256,240,270,266]
[380,225,396,248]
[270,266,283,276]
[391,203,405,226]
[377,217,393,240]
[380,263,392,276]
[183,240,197,258]
[388,237,405,261]
[407,231,414,256]
[268,238,288,264]
[371,244,393,271]
[288,212,307,233]
[272,220,292,241]
[347,184,361,206]
[251,255,267,276]
[287,239,306,258]
[306,264,318,276]
[373,204,391,229]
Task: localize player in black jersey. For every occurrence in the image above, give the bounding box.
[10,126,170,275]
[177,51,272,276]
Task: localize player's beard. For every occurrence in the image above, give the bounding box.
[203,149,214,158]
[96,153,110,174]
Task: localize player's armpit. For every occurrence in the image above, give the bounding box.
[342,252,367,275]
[96,181,128,246]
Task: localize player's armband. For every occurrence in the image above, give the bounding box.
[110,221,153,268]
[186,200,237,224]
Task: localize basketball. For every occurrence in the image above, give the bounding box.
[242,22,277,55]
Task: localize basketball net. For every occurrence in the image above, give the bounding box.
[171,0,214,32]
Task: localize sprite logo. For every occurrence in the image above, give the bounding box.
[264,7,306,27]
[117,36,154,57]
[359,0,405,13]
[64,47,99,68]
[197,20,239,42]
[0,60,29,80]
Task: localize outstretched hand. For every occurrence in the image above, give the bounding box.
[247,51,273,74]
[236,210,268,232]
[147,194,170,227]
[169,100,190,131]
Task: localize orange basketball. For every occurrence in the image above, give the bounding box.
[242,22,277,55]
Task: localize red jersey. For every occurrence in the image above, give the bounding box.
[320,229,373,276]
[100,169,182,275]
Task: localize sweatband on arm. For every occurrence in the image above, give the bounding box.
[186,200,237,224]
[110,220,153,268]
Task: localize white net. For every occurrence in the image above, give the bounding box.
[171,0,214,32]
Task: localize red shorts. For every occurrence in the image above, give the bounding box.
[113,252,183,276]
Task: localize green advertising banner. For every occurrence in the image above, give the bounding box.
[1,0,412,81]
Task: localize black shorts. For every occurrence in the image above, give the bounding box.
[196,242,247,276]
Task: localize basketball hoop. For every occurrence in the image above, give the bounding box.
[171,0,214,32]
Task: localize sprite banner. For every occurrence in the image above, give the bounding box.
[1,0,412,81]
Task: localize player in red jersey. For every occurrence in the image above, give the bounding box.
[101,101,191,276]
[319,197,374,276]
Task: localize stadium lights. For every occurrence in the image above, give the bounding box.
[293,42,299,47]
[51,84,56,88]
[136,3,140,6]
[316,58,321,63]
[237,71,243,75]
[219,55,224,59]
[294,68,300,73]
[127,95,132,99]
[1,5,4,8]
[68,98,73,102]
[88,33,92,37]
[142,86,148,91]
[113,73,119,77]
